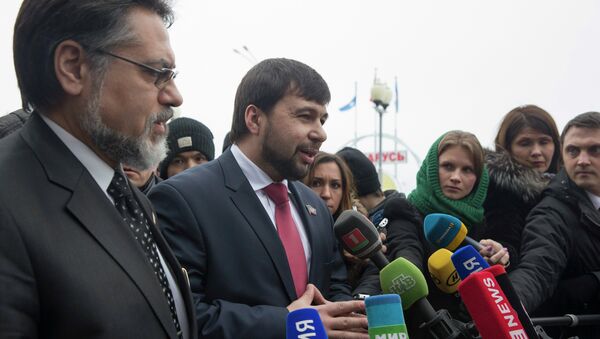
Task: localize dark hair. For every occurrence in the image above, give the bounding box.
[13,0,174,111]
[303,152,355,219]
[495,105,561,173]
[229,58,331,143]
[561,111,600,144]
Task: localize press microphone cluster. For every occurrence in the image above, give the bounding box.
[334,209,389,269]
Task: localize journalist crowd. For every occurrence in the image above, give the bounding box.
[1,1,599,339]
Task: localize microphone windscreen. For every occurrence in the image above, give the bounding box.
[423,213,467,251]
[428,249,460,294]
[334,209,382,259]
[365,294,409,338]
[286,308,328,339]
[451,245,490,280]
[458,270,527,339]
[380,257,428,310]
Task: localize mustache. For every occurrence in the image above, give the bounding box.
[153,107,174,124]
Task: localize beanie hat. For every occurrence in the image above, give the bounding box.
[159,117,214,179]
[336,147,381,196]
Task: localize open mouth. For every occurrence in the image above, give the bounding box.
[299,147,319,164]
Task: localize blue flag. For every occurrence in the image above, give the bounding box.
[339,96,356,112]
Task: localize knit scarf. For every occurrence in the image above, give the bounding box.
[408,133,489,228]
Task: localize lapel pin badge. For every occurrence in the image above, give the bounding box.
[306,204,317,216]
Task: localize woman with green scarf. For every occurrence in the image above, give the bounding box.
[383,130,509,336]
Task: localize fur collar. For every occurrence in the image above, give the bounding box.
[485,149,550,204]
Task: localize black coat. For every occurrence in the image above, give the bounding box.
[483,149,549,270]
[510,169,600,315]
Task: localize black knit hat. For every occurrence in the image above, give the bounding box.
[336,147,381,196]
[159,117,214,179]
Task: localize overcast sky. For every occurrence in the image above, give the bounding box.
[2,1,599,192]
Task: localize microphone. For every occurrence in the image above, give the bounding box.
[458,270,528,339]
[286,308,328,339]
[486,265,539,339]
[428,249,461,294]
[334,209,389,269]
[424,213,483,251]
[451,245,489,280]
[365,294,409,339]
[532,314,600,327]
[380,257,473,338]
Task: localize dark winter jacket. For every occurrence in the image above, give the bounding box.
[483,149,550,270]
[510,169,600,317]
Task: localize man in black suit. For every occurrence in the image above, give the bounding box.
[0,1,195,338]
[149,58,369,339]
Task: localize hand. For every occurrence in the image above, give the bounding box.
[479,239,510,267]
[342,233,387,263]
[287,284,369,339]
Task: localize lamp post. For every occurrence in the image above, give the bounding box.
[370,80,393,180]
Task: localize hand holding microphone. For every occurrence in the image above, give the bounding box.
[287,284,368,339]
[479,239,510,267]
[334,210,389,270]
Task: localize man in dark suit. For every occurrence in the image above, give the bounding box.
[149,58,369,339]
[0,1,195,338]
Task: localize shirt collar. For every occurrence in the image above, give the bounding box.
[586,190,600,210]
[230,144,289,192]
[40,114,114,195]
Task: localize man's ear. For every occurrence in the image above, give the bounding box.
[244,105,263,135]
[54,40,90,96]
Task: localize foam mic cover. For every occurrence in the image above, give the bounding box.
[365,294,409,339]
[487,265,539,339]
[423,213,483,251]
[380,257,429,310]
[334,209,388,269]
[451,244,489,280]
[458,270,528,339]
[286,308,328,339]
[428,249,461,294]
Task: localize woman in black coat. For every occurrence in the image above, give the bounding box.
[483,105,561,270]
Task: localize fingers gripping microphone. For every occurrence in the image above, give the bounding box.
[428,249,461,294]
[424,213,483,251]
[286,308,328,339]
[365,294,409,339]
[451,245,490,280]
[334,209,389,270]
[458,270,528,339]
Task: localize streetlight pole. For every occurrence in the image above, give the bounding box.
[370,80,393,181]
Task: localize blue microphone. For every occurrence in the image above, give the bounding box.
[286,308,328,339]
[451,244,489,280]
[365,294,409,339]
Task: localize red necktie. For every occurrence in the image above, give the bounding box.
[263,183,308,297]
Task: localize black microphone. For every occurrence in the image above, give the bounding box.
[532,314,600,327]
[333,209,389,270]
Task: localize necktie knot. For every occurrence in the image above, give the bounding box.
[263,183,289,206]
[107,170,133,200]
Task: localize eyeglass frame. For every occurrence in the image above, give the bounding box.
[96,49,178,89]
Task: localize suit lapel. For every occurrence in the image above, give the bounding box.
[22,113,178,338]
[220,150,297,301]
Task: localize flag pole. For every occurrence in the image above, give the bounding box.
[353,81,358,144]
[394,76,399,179]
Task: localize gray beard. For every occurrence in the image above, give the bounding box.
[79,80,169,171]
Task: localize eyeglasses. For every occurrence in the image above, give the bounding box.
[98,50,178,89]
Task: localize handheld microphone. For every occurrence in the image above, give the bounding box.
[334,209,389,269]
[487,265,539,339]
[428,249,461,294]
[365,294,409,339]
[380,257,472,338]
[424,213,483,251]
[286,308,328,339]
[451,245,489,280]
[458,270,528,339]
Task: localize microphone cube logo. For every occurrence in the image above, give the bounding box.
[342,228,369,252]
[389,273,416,295]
